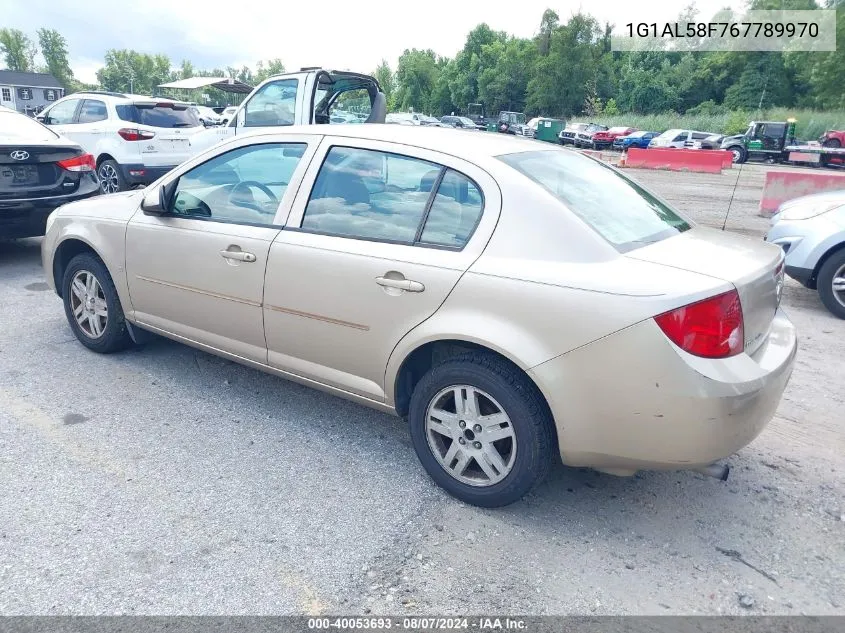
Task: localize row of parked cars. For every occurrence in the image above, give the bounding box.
[557,122,725,152]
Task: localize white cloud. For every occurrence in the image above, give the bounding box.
[3,0,746,81]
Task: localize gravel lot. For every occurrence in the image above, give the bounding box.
[0,162,843,616]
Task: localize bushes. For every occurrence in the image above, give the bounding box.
[588,108,845,139]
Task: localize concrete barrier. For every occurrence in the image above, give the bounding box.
[759,170,845,217]
[625,148,730,174]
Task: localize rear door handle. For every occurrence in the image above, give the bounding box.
[220,249,256,262]
[375,276,425,292]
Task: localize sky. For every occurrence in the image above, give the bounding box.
[2,0,748,84]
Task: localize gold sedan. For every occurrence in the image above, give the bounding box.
[42,125,797,507]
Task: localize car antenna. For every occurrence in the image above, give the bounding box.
[721,159,745,231]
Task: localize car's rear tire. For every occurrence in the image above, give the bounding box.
[62,253,134,353]
[98,159,127,194]
[817,249,845,319]
[408,352,556,507]
[823,138,841,149]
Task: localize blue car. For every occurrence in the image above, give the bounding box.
[613,131,660,150]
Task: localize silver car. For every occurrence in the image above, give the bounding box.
[765,189,845,319]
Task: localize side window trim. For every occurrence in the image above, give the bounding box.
[412,167,446,243]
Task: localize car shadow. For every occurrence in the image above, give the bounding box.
[0,237,43,266]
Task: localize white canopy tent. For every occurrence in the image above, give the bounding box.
[157,77,254,94]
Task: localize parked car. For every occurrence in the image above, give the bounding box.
[190,105,223,127]
[559,122,590,145]
[649,129,716,149]
[418,114,444,127]
[613,131,659,150]
[497,111,531,136]
[386,113,417,126]
[591,126,637,150]
[42,124,796,507]
[693,134,725,150]
[766,189,845,319]
[820,130,845,148]
[36,91,205,194]
[440,115,477,129]
[219,106,238,124]
[0,107,99,238]
[573,123,609,148]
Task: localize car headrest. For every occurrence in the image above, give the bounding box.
[366,92,387,124]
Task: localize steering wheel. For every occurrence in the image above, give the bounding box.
[228,180,278,213]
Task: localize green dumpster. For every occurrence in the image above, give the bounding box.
[534,118,566,143]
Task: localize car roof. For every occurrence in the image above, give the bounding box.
[248,123,543,159]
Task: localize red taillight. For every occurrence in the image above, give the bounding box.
[56,153,96,172]
[118,128,156,141]
[654,290,744,359]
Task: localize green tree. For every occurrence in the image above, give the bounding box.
[372,59,394,101]
[36,28,74,89]
[0,28,37,72]
[394,48,440,112]
[254,58,285,84]
[97,49,172,94]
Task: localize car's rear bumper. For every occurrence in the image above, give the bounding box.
[120,164,177,187]
[0,180,99,238]
[529,310,797,474]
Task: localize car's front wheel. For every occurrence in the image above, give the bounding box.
[729,146,747,164]
[817,248,845,319]
[409,352,556,507]
[62,253,134,353]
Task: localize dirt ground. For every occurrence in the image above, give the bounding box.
[0,161,842,616]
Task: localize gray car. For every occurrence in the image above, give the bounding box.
[765,189,845,318]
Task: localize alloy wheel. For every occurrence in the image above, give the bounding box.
[69,270,108,339]
[832,263,845,309]
[731,148,743,163]
[425,385,516,487]
[98,163,120,194]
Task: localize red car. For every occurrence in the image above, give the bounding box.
[591,126,637,150]
[820,130,845,148]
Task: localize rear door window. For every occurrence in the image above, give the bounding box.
[116,103,200,128]
[300,146,483,248]
[77,99,107,123]
[500,149,691,253]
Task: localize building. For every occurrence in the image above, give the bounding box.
[0,70,65,115]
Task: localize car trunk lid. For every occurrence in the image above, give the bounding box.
[117,100,204,167]
[627,226,784,356]
[0,142,86,200]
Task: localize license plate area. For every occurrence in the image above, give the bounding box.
[1,164,38,186]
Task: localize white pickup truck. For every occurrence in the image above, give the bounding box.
[189,68,387,155]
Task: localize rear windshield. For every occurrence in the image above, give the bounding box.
[499,150,691,253]
[0,112,58,141]
[116,104,201,128]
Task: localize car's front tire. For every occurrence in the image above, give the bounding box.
[817,248,845,319]
[408,352,556,507]
[98,159,127,194]
[62,253,134,353]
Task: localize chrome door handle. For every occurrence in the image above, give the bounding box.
[375,276,425,292]
[220,249,256,262]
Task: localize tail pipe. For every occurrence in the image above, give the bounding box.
[693,463,731,481]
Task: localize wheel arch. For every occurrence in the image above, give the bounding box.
[391,337,554,426]
[96,153,116,168]
[51,237,105,298]
[810,241,845,290]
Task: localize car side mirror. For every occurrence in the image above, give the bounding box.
[141,181,175,216]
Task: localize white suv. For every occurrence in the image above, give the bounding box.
[37,91,205,193]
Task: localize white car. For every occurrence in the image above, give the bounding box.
[191,105,223,126]
[37,91,205,193]
[220,106,238,124]
[765,189,845,319]
[649,129,716,149]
